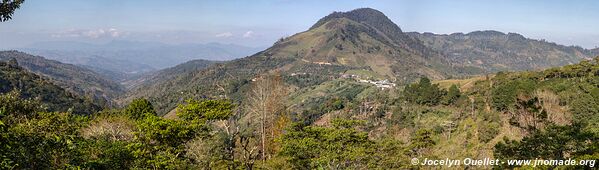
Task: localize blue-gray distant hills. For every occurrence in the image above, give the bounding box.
[18,40,263,80]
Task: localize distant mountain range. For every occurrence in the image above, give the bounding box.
[407,31,593,72]
[18,41,263,81]
[0,51,124,107]
[592,48,599,56]
[120,59,220,90]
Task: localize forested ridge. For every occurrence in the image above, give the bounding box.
[0,59,100,115]
[0,51,124,107]
[407,31,593,72]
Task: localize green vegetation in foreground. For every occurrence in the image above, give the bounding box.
[1,57,598,169]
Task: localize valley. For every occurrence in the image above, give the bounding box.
[19,41,262,82]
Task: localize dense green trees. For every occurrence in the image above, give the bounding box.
[0,94,236,169]
[494,124,598,169]
[409,129,435,156]
[279,119,406,169]
[0,60,101,115]
[126,99,234,169]
[0,90,87,169]
[490,77,536,111]
[0,90,41,117]
[404,77,446,106]
[122,98,156,119]
[403,77,463,106]
[177,99,233,122]
[443,84,461,105]
[486,57,599,132]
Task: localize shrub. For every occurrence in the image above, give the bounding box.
[478,122,500,143]
[123,98,156,119]
[442,84,461,105]
[404,77,446,106]
[81,115,136,141]
[176,99,233,122]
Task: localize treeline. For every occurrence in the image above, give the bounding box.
[403,77,463,106]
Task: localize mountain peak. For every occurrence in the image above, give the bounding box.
[310,8,401,32]
[466,30,506,37]
[343,8,387,19]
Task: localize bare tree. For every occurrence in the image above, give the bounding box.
[246,73,287,161]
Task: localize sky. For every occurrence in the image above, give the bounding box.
[1,0,598,49]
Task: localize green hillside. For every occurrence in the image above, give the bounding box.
[122,55,297,113]
[0,59,101,114]
[123,8,474,114]
[407,31,594,72]
[0,51,125,107]
[280,56,599,168]
[268,8,459,80]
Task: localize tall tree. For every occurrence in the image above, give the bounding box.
[443,84,461,105]
[404,77,446,106]
[246,73,288,161]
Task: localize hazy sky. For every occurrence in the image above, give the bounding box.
[1,0,598,49]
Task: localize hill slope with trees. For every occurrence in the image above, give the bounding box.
[0,59,101,114]
[0,51,125,107]
[407,31,594,72]
[123,8,479,114]
[121,59,220,90]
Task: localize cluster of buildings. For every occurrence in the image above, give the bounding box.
[287,72,397,89]
[341,74,396,89]
[357,79,396,89]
